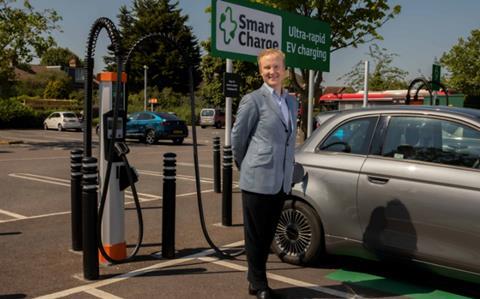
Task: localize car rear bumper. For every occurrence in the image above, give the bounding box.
[63,122,82,129]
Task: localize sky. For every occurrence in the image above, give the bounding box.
[28,0,480,87]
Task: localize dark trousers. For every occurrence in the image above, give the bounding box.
[242,189,286,289]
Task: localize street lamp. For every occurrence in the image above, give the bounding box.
[143,65,148,111]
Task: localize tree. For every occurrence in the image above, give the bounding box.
[199,39,263,110]
[43,79,71,99]
[440,29,480,96]
[0,0,61,98]
[16,68,72,98]
[41,47,82,68]
[339,44,408,91]
[109,0,201,94]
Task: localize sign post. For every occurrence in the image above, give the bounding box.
[148,98,157,111]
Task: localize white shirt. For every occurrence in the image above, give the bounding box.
[263,83,290,127]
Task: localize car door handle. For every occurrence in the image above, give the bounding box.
[367,176,389,184]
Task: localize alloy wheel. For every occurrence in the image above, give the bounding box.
[275,208,312,257]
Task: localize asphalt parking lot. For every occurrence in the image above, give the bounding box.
[0,128,479,298]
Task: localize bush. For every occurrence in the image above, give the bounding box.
[0,98,50,128]
[16,69,73,98]
[44,79,71,99]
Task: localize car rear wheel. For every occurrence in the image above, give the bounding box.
[172,137,184,145]
[144,129,156,145]
[272,199,324,265]
[44,123,48,130]
[57,124,63,131]
[214,122,221,129]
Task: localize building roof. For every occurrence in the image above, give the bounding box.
[14,65,63,80]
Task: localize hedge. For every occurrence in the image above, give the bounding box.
[0,98,51,129]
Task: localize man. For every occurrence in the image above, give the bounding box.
[231,48,298,299]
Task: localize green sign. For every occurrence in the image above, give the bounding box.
[211,0,331,71]
[432,64,441,91]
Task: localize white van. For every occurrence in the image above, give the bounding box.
[200,108,225,129]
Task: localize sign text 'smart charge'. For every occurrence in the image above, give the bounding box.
[212,0,331,71]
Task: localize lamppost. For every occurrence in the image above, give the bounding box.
[143,65,148,111]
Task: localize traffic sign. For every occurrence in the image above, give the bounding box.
[149,98,158,104]
[211,0,331,71]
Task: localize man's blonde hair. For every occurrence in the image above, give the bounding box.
[257,48,286,67]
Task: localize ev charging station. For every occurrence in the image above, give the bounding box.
[98,72,128,263]
[76,15,285,280]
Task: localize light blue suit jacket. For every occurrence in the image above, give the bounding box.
[231,84,298,194]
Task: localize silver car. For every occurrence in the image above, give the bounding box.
[273,105,480,282]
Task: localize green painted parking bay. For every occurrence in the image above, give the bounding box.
[327,269,472,299]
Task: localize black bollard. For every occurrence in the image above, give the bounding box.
[222,145,232,226]
[81,157,99,280]
[70,149,83,251]
[213,137,221,193]
[162,152,176,259]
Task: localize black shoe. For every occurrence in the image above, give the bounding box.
[256,288,273,299]
[248,283,259,295]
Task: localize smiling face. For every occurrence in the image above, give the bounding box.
[258,52,286,94]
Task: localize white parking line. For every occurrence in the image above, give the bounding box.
[84,288,124,299]
[8,173,161,203]
[137,169,215,183]
[198,256,361,299]
[9,173,70,187]
[124,189,215,205]
[2,173,216,223]
[8,172,221,187]
[138,169,239,185]
[35,238,359,299]
[0,156,68,162]
[0,208,26,220]
[34,241,245,299]
[0,211,71,224]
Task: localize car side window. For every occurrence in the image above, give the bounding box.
[319,117,378,155]
[51,113,60,118]
[138,113,153,120]
[63,113,76,118]
[381,116,480,169]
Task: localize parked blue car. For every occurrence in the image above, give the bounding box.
[126,111,188,145]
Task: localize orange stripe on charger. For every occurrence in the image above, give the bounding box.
[97,72,127,83]
[99,242,126,264]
